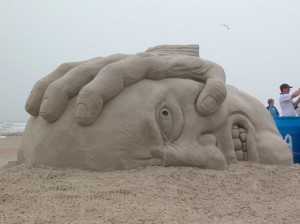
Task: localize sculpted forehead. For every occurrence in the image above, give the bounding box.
[101,78,204,114]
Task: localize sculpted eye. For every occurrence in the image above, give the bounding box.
[156,94,184,142]
[158,107,174,140]
[161,109,169,116]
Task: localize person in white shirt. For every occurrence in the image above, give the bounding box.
[296,107,300,116]
[279,83,300,116]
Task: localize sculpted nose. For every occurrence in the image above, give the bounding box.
[162,135,227,170]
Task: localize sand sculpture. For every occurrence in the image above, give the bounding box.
[18,45,292,171]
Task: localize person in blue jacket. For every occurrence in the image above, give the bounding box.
[266,98,280,118]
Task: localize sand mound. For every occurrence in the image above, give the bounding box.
[1,161,300,223]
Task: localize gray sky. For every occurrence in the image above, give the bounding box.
[1,0,300,122]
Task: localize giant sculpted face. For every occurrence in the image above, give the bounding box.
[18,45,292,171]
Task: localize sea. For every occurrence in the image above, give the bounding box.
[0,122,27,138]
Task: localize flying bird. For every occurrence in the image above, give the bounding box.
[222,24,230,30]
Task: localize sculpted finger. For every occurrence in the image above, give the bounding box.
[75,87,104,125]
[39,82,69,122]
[39,54,129,122]
[166,57,227,116]
[25,59,97,116]
[196,79,227,116]
[74,53,165,125]
[163,56,227,115]
[25,78,52,116]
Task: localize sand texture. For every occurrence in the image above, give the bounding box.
[0,136,21,167]
[1,161,300,224]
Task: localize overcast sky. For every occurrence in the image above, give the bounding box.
[1,0,300,122]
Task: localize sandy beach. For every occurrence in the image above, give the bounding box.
[0,135,22,167]
[1,136,300,223]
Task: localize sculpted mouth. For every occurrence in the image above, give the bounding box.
[232,125,248,161]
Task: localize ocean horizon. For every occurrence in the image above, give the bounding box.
[0,122,27,137]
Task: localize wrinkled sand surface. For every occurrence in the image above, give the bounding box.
[1,160,300,224]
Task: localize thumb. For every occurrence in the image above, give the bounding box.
[196,79,227,116]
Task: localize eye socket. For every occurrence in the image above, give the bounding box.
[158,107,173,140]
[156,94,184,143]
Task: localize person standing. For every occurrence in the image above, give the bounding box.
[279,83,300,116]
[266,98,280,118]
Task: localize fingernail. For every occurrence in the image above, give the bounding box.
[200,96,217,113]
[75,103,87,119]
[40,98,49,114]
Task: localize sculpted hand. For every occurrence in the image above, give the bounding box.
[25,45,227,125]
[25,54,129,120]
